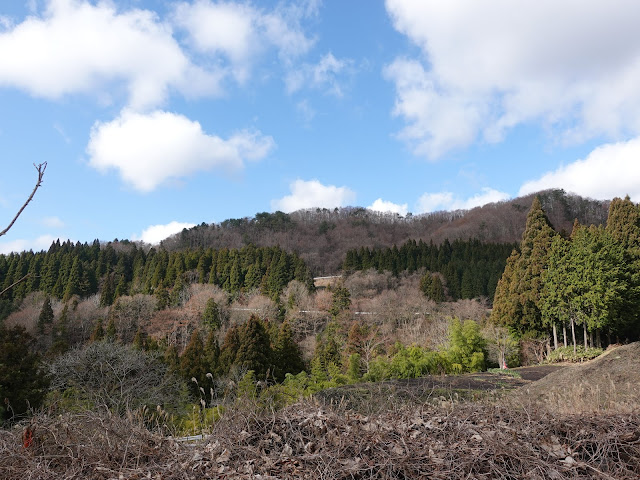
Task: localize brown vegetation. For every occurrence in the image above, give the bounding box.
[163,190,610,274]
[1,400,638,479]
[513,342,640,414]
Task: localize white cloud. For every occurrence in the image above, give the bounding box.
[0,0,220,110]
[174,0,315,83]
[271,179,356,213]
[367,198,408,216]
[519,137,640,201]
[41,216,64,228]
[385,0,640,158]
[87,110,275,193]
[132,221,196,245]
[416,187,510,213]
[0,234,61,254]
[286,53,353,96]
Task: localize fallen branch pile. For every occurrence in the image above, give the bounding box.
[1,402,638,479]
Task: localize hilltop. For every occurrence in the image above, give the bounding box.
[161,189,609,274]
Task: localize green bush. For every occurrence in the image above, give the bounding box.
[447,318,487,373]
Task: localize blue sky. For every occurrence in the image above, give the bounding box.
[2,0,640,251]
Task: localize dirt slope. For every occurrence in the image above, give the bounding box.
[511,342,640,414]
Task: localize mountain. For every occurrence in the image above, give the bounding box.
[161,189,610,275]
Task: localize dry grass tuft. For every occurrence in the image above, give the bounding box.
[2,402,638,479]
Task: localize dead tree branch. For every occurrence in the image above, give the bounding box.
[0,273,31,297]
[0,162,47,238]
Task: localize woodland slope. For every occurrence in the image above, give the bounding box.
[162,189,609,274]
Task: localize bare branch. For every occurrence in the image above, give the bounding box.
[0,162,47,237]
[0,273,31,297]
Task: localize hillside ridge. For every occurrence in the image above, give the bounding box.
[162,189,610,274]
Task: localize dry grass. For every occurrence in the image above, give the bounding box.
[512,342,640,415]
[3,344,640,478]
[1,401,638,479]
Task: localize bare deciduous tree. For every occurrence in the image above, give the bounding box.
[49,341,186,414]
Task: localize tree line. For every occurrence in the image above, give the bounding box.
[491,196,640,349]
[0,241,314,322]
[343,238,516,301]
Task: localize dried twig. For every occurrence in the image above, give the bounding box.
[0,162,47,238]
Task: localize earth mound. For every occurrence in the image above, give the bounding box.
[512,342,640,414]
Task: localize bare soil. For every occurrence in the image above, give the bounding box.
[316,365,565,413]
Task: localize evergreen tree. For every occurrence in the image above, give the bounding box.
[170,275,186,307]
[329,283,351,317]
[204,329,220,376]
[155,286,169,310]
[202,298,222,331]
[163,345,180,375]
[235,315,272,379]
[419,272,432,296]
[100,273,115,307]
[114,275,128,299]
[105,317,117,342]
[133,327,146,350]
[180,330,207,398]
[605,196,640,339]
[272,321,305,381]
[219,325,241,375]
[490,197,556,336]
[90,319,105,342]
[63,257,83,302]
[0,325,50,421]
[37,296,54,333]
[347,353,362,382]
[460,269,474,299]
[428,275,445,303]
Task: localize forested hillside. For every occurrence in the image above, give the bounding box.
[0,242,313,323]
[343,239,515,302]
[162,189,609,274]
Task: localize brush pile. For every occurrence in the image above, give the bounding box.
[1,402,638,479]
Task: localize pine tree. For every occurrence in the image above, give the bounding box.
[133,327,146,350]
[204,329,220,376]
[100,273,115,307]
[105,317,117,342]
[219,325,241,375]
[90,319,105,342]
[180,330,207,398]
[202,298,222,331]
[163,345,180,375]
[428,275,445,303]
[235,315,273,379]
[0,325,50,420]
[329,283,351,317]
[37,296,54,333]
[63,257,83,302]
[490,197,556,336]
[272,321,305,381]
[419,272,432,296]
[605,196,640,339]
[460,269,474,299]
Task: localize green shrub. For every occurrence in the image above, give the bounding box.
[447,318,487,373]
